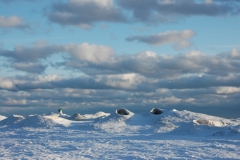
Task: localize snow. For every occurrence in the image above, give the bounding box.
[0,109,240,159]
[0,115,7,121]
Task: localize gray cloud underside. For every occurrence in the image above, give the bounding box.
[0,43,240,91]
[1,43,240,111]
[126,30,195,47]
[46,0,126,28]
[0,16,29,29]
[1,42,240,76]
[45,0,240,26]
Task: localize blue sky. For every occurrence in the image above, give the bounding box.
[0,0,240,118]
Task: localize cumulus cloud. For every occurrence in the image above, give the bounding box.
[216,87,240,94]
[0,16,29,29]
[229,47,240,59]
[1,42,240,114]
[44,0,240,26]
[11,62,47,74]
[46,0,126,28]
[2,42,240,78]
[126,30,195,49]
[0,41,63,62]
[64,43,115,64]
[116,0,240,23]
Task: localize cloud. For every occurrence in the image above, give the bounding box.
[216,87,240,94]
[1,42,240,112]
[11,62,47,74]
[0,16,29,29]
[126,30,195,49]
[2,42,240,78]
[0,78,15,90]
[0,41,63,62]
[44,0,240,27]
[116,0,240,23]
[64,43,115,64]
[46,0,126,28]
[229,47,240,59]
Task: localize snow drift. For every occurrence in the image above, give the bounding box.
[0,109,240,159]
[0,109,239,135]
[0,115,25,126]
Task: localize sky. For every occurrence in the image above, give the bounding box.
[0,0,240,118]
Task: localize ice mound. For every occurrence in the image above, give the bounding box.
[0,115,25,126]
[69,112,110,121]
[0,115,7,121]
[116,108,131,115]
[150,108,163,115]
[92,111,110,118]
[94,109,136,133]
[193,119,226,127]
[154,109,239,136]
[15,115,60,128]
[69,113,85,121]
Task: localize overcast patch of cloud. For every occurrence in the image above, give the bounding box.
[64,43,115,64]
[126,30,195,49]
[116,0,240,23]
[1,42,240,78]
[45,0,240,27]
[1,43,240,112]
[11,62,47,74]
[0,41,63,62]
[229,47,240,59]
[46,0,127,28]
[0,16,29,29]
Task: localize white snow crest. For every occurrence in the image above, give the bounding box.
[0,109,240,159]
[0,114,25,126]
[0,115,7,121]
[15,115,60,128]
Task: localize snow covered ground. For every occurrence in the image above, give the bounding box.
[0,109,239,160]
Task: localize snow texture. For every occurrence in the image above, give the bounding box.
[0,109,240,160]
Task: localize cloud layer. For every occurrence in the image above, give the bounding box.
[0,42,240,113]
[44,0,240,27]
[127,30,195,49]
[0,16,29,29]
[47,0,126,28]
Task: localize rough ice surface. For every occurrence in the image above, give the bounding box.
[0,109,240,159]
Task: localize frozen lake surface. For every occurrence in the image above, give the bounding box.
[0,109,240,159]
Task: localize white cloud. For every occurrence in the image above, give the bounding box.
[47,0,126,28]
[0,78,15,90]
[159,96,181,104]
[0,16,28,29]
[65,43,115,64]
[100,73,145,90]
[127,30,195,49]
[229,47,240,59]
[69,0,113,8]
[216,87,240,94]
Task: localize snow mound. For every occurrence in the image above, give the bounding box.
[154,109,240,136]
[92,111,110,118]
[193,119,226,127]
[116,108,131,115]
[69,112,110,121]
[0,115,25,126]
[150,108,163,115]
[15,115,61,128]
[69,113,85,121]
[94,109,136,133]
[0,115,7,121]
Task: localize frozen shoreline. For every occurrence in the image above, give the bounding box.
[0,109,239,159]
